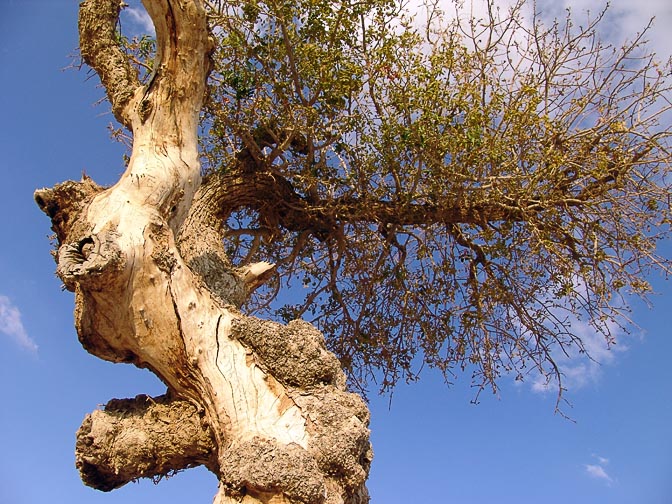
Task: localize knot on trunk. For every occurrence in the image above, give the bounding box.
[292,389,372,500]
[57,230,124,291]
[230,316,372,502]
[34,176,104,246]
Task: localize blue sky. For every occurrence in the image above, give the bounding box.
[1,1,671,503]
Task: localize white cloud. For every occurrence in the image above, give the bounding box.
[528,314,627,395]
[404,0,671,62]
[543,0,672,60]
[0,295,38,353]
[122,6,155,35]
[585,463,613,484]
[594,455,610,466]
[584,453,614,485]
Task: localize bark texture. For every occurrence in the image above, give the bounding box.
[35,1,372,503]
[76,394,216,491]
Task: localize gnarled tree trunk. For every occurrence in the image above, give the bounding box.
[34,1,372,503]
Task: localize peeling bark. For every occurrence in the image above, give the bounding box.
[36,1,372,502]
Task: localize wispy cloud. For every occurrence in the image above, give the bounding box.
[585,464,613,483]
[529,315,627,394]
[122,6,155,35]
[585,454,614,485]
[0,295,38,353]
[405,1,671,65]
[541,0,672,61]
[594,455,610,466]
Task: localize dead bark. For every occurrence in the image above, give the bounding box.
[35,1,372,503]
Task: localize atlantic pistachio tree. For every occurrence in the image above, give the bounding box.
[35,0,670,502]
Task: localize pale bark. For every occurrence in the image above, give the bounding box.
[35,0,372,503]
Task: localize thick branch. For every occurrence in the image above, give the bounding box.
[76,394,216,492]
[79,0,140,128]
[134,0,212,133]
[178,189,275,306]
[192,170,536,240]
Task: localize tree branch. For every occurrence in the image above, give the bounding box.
[191,169,540,241]
[79,0,140,129]
[136,0,212,130]
[75,394,216,492]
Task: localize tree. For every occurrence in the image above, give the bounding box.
[34,0,670,503]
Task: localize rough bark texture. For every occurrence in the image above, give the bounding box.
[76,394,216,491]
[35,1,372,503]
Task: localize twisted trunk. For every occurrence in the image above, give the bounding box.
[35,1,372,503]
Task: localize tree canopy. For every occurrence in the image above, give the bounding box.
[115,0,671,404]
